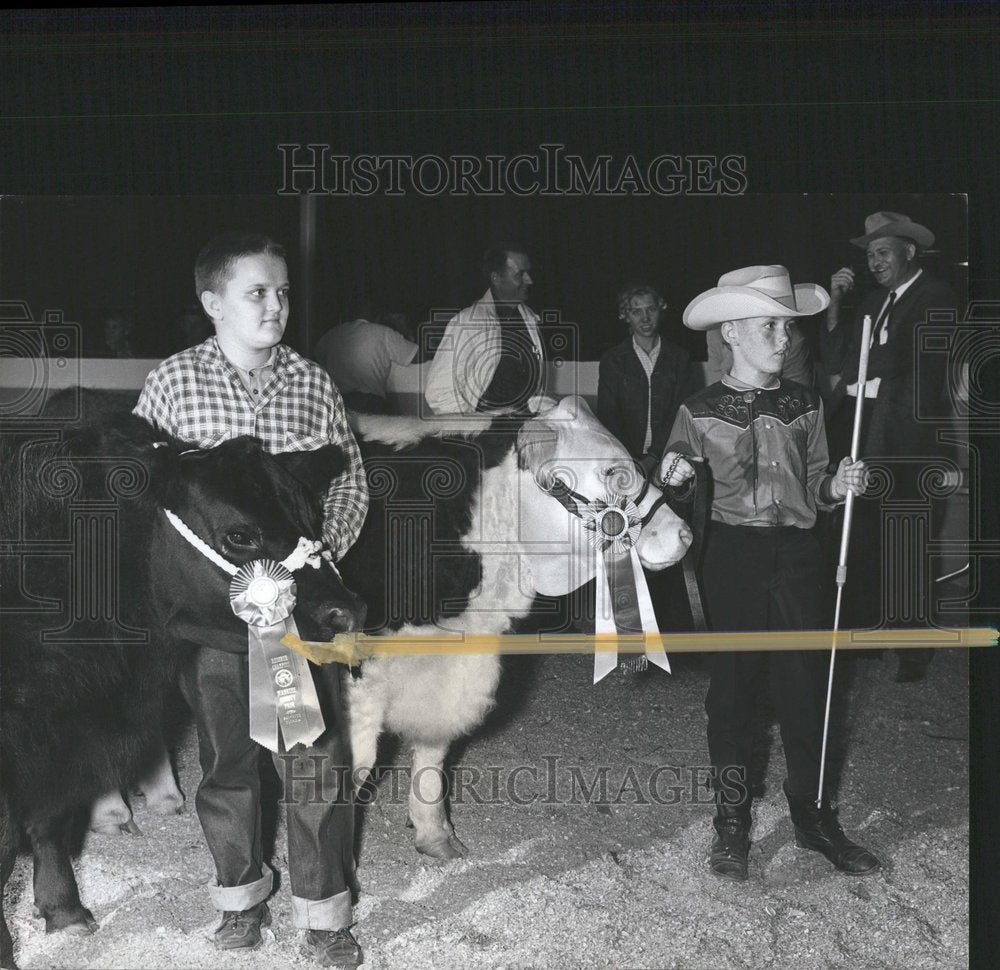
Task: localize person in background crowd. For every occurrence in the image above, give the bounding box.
[424,245,547,414]
[598,284,699,463]
[379,311,416,343]
[661,265,878,883]
[314,308,418,414]
[173,302,215,350]
[102,312,137,358]
[597,283,701,635]
[823,212,960,682]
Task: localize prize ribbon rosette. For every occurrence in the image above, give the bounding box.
[582,492,670,682]
[230,559,326,751]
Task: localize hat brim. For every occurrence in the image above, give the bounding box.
[851,221,934,249]
[682,283,830,330]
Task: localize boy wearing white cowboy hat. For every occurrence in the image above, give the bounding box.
[657,265,878,882]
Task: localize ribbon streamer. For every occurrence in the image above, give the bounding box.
[585,492,670,683]
[161,507,329,751]
[230,559,326,752]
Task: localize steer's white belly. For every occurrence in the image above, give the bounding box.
[377,652,503,743]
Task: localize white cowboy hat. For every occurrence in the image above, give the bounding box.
[682,265,830,331]
[850,211,935,249]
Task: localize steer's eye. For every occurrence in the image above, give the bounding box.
[602,463,639,494]
[224,530,259,549]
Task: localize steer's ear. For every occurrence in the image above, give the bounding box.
[273,445,349,494]
[516,418,561,490]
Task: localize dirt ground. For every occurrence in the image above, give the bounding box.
[4,645,970,970]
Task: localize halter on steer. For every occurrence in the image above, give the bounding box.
[537,459,708,683]
[162,508,331,752]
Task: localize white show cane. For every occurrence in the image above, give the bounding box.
[816,313,872,809]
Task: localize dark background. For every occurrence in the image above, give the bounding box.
[0,3,997,962]
[0,192,968,359]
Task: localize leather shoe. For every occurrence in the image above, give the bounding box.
[214,902,271,950]
[784,783,880,875]
[710,812,750,881]
[302,928,363,967]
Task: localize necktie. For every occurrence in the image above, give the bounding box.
[871,290,896,345]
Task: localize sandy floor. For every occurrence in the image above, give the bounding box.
[4,646,969,969]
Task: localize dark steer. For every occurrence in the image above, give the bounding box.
[340,396,692,860]
[0,414,364,970]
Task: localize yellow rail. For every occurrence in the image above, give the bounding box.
[282,627,996,666]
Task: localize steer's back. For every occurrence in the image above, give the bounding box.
[0,426,174,821]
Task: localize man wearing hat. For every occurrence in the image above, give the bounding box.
[658,265,879,882]
[824,212,959,681]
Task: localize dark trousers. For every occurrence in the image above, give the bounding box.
[827,399,934,667]
[701,522,828,803]
[179,647,355,900]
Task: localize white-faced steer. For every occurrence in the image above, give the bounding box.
[340,396,691,860]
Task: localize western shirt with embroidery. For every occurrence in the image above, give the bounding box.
[134,337,369,560]
[667,378,835,529]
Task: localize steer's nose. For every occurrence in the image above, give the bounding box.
[322,599,367,634]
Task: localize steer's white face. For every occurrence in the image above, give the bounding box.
[515,396,693,596]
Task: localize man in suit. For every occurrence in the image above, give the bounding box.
[424,245,546,414]
[823,211,959,681]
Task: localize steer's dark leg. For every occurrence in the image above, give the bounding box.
[1,799,20,969]
[26,815,97,935]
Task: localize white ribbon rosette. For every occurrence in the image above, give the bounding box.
[229,558,326,752]
[162,510,329,753]
[582,491,671,683]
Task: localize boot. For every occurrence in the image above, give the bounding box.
[784,782,880,875]
[710,799,751,881]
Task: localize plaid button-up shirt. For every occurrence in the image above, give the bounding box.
[134,337,368,559]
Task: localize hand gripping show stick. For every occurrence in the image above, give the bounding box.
[816,313,872,809]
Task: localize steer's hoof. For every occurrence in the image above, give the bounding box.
[416,833,468,862]
[142,790,185,817]
[88,797,133,836]
[89,820,130,836]
[43,907,98,936]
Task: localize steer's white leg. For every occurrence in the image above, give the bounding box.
[347,666,387,788]
[135,746,185,815]
[409,742,467,861]
[88,790,134,835]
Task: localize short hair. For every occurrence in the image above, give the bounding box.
[482,245,527,283]
[617,285,666,318]
[194,232,287,297]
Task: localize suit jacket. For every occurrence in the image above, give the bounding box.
[822,271,958,458]
[597,336,700,462]
[424,289,544,414]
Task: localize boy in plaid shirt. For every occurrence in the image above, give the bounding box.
[135,232,367,967]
